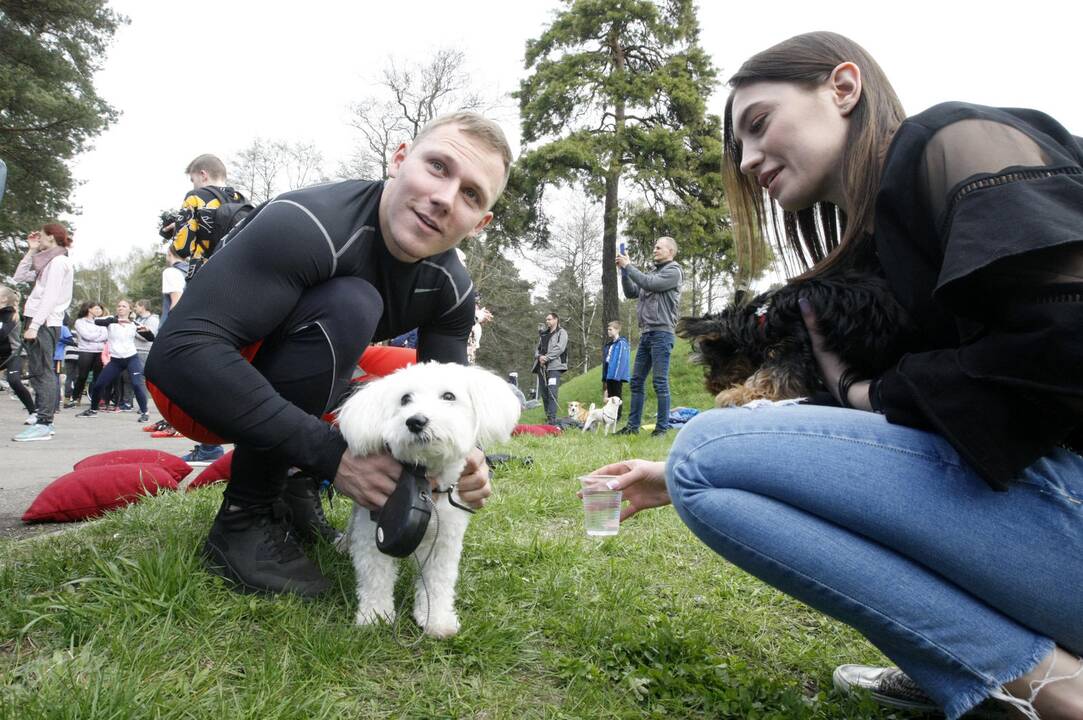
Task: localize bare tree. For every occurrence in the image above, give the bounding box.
[279,140,327,190]
[345,48,490,179]
[345,99,406,180]
[230,138,283,204]
[542,198,604,374]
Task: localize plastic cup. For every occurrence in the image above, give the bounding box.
[579,475,621,536]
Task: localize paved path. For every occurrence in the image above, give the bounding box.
[0,388,221,542]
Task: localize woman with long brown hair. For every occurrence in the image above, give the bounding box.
[589,32,1082,719]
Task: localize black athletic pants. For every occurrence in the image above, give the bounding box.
[226,277,380,506]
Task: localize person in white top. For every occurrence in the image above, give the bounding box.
[67,301,107,408]
[160,246,187,325]
[11,223,74,441]
[75,300,152,423]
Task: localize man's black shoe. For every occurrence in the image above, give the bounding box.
[614,426,639,436]
[201,499,331,597]
[281,471,343,545]
[651,427,670,437]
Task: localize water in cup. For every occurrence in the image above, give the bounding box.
[579,475,621,536]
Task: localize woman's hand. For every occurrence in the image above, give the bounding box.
[26,231,41,252]
[799,298,871,411]
[581,459,669,522]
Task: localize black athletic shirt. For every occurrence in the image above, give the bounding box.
[146,179,475,481]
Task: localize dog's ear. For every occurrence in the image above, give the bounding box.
[462,366,521,445]
[335,378,397,457]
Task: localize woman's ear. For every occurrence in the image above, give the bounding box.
[830,61,863,116]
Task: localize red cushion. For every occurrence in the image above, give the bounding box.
[73,449,192,481]
[22,464,179,523]
[511,424,562,437]
[186,450,234,491]
[147,341,264,443]
[149,343,417,436]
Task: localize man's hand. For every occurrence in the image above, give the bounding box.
[799,298,871,410]
[579,459,669,522]
[333,449,403,511]
[615,254,630,269]
[23,326,38,342]
[539,355,548,365]
[453,447,492,509]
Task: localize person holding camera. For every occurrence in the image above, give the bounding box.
[158,155,246,462]
[11,224,74,442]
[531,311,568,426]
[615,236,683,437]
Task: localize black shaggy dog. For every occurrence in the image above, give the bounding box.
[677,273,912,407]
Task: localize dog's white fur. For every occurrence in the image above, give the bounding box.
[336,361,520,638]
[582,396,622,434]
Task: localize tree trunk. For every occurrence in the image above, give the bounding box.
[601,27,625,334]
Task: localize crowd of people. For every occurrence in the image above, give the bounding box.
[4,30,1082,718]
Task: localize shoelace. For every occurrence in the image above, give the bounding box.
[879,669,934,705]
[245,503,304,563]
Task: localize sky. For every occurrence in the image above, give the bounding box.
[63,0,1083,268]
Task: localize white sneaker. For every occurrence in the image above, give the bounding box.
[24,414,38,425]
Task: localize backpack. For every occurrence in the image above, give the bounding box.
[198,185,254,248]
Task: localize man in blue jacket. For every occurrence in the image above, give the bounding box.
[601,320,630,420]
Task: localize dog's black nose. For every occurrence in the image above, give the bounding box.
[405,414,429,433]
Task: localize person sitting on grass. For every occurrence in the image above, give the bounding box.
[589,31,1082,720]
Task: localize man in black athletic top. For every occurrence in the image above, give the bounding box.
[146,112,512,596]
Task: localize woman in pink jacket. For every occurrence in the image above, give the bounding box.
[11,223,74,442]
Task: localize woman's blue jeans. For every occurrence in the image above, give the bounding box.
[665,404,1083,720]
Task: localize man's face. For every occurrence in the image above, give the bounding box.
[189,171,210,190]
[652,238,676,263]
[378,124,504,263]
[607,325,619,340]
[135,303,148,317]
[545,314,558,330]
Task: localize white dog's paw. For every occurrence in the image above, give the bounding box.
[355,604,395,627]
[417,609,460,638]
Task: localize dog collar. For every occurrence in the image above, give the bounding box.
[755,301,770,333]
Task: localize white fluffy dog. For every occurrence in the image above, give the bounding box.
[582,396,622,435]
[335,361,520,638]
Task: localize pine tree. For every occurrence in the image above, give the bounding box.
[0,0,125,275]
[515,0,720,326]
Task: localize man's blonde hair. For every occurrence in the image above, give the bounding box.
[659,236,678,255]
[185,154,227,182]
[413,112,513,205]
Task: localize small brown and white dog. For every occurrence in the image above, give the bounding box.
[582,396,622,435]
[336,361,521,638]
[566,401,590,424]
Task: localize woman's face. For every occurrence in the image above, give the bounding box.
[90,304,103,318]
[731,80,851,211]
[37,230,58,250]
[116,301,130,318]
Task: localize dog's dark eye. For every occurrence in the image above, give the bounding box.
[400,393,412,406]
[441,391,456,401]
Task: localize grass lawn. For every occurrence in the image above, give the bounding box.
[0,351,901,719]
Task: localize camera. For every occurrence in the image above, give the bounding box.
[158,209,183,240]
